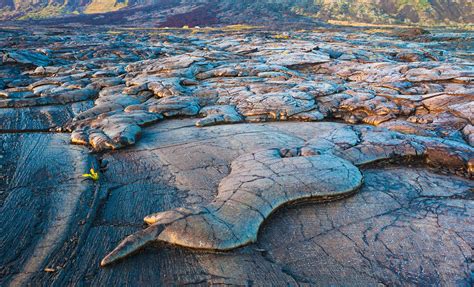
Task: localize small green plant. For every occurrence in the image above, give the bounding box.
[83,168,99,181]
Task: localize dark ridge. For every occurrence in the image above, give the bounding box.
[159,4,218,27]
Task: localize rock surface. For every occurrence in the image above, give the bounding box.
[101,149,364,266]
[1,26,472,150]
[0,25,473,286]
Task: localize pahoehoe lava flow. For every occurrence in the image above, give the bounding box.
[1,21,474,285]
[101,135,473,266]
[100,149,363,266]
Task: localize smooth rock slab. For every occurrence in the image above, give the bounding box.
[1,121,472,286]
[2,50,51,67]
[264,51,330,68]
[99,120,473,267]
[0,102,92,131]
[195,105,243,127]
[101,149,363,265]
[1,25,474,286]
[260,167,473,286]
[0,133,96,286]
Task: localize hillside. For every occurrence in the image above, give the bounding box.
[0,0,473,27]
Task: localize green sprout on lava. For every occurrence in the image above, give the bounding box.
[83,168,99,181]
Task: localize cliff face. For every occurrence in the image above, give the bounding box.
[0,0,472,25]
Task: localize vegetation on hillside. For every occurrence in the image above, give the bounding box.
[84,0,128,14]
[0,0,472,27]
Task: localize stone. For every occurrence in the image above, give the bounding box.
[462,124,474,146]
[265,51,330,68]
[2,50,51,67]
[1,24,474,286]
[237,91,317,121]
[146,96,200,117]
[196,105,243,127]
[101,149,363,266]
[99,120,473,266]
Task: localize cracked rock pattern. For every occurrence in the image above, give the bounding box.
[101,121,473,266]
[1,119,473,285]
[101,149,363,266]
[1,27,472,149]
[1,25,473,286]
